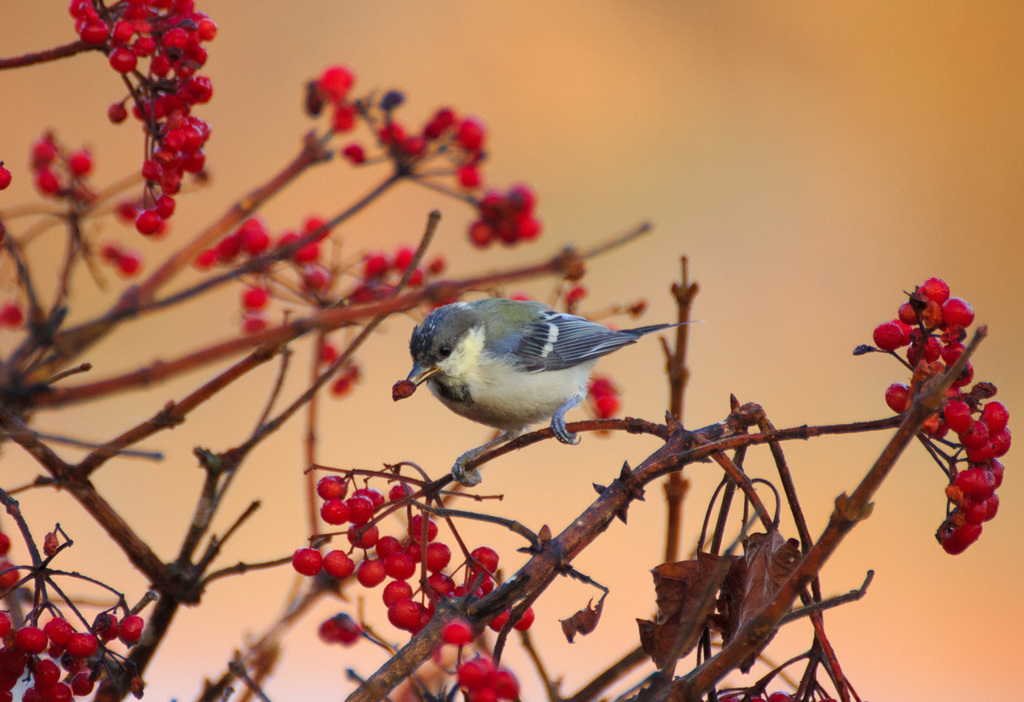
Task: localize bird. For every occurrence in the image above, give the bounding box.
[399,297,690,485]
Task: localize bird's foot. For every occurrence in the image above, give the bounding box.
[451,454,483,487]
[551,394,584,445]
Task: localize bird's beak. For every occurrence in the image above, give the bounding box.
[406,363,440,386]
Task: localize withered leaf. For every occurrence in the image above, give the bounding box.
[721,529,802,672]
[638,551,736,666]
[560,594,605,643]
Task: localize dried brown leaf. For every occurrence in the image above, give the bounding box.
[560,594,605,643]
[720,529,802,672]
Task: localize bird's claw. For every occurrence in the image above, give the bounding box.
[551,413,580,445]
[452,455,483,487]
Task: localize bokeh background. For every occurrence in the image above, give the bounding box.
[2,2,1023,700]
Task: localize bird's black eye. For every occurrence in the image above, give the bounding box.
[438,344,452,358]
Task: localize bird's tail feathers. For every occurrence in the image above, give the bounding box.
[627,320,701,337]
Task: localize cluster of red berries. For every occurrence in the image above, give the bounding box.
[467,185,541,248]
[0,532,146,700]
[352,245,445,304]
[69,0,217,236]
[589,376,622,420]
[28,134,96,203]
[869,277,1009,555]
[309,64,542,249]
[294,474,534,641]
[452,653,520,702]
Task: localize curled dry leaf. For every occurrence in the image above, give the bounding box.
[560,594,605,643]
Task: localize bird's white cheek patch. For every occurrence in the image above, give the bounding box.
[440,325,487,384]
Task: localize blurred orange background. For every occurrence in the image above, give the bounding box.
[2,2,1022,700]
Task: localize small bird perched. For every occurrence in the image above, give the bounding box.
[397,297,689,485]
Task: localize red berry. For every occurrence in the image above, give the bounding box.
[382,580,413,607]
[488,610,510,632]
[443,619,474,646]
[15,626,47,654]
[387,598,422,631]
[954,466,996,499]
[242,313,268,335]
[409,514,438,542]
[355,558,386,588]
[388,483,412,501]
[79,20,109,44]
[35,168,60,195]
[345,496,374,524]
[33,658,61,689]
[959,419,990,450]
[384,552,416,580]
[940,522,982,555]
[458,656,495,691]
[363,253,388,278]
[981,401,1009,434]
[513,606,535,631]
[375,536,402,560]
[489,668,520,700]
[516,214,542,241]
[595,393,621,419]
[0,165,11,190]
[872,320,909,351]
[942,400,973,434]
[64,632,97,658]
[425,542,451,572]
[424,108,456,138]
[93,612,119,641]
[0,560,17,590]
[316,475,347,500]
[320,498,350,525]
[116,250,143,277]
[427,572,456,598]
[70,672,94,696]
[471,546,499,573]
[941,297,974,327]
[990,427,1012,458]
[347,524,379,549]
[353,487,385,509]
[322,550,355,579]
[340,144,365,165]
[68,149,92,176]
[318,65,354,102]
[457,118,485,152]
[135,209,162,235]
[241,287,269,310]
[318,613,361,645]
[43,618,73,646]
[108,47,137,73]
[119,615,144,644]
[291,548,323,576]
[0,303,23,328]
[919,277,950,305]
[458,165,481,188]
[884,383,910,413]
[468,220,494,247]
[155,194,176,219]
[197,19,218,41]
[108,101,128,123]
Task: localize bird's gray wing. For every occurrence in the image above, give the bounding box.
[515,311,641,372]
